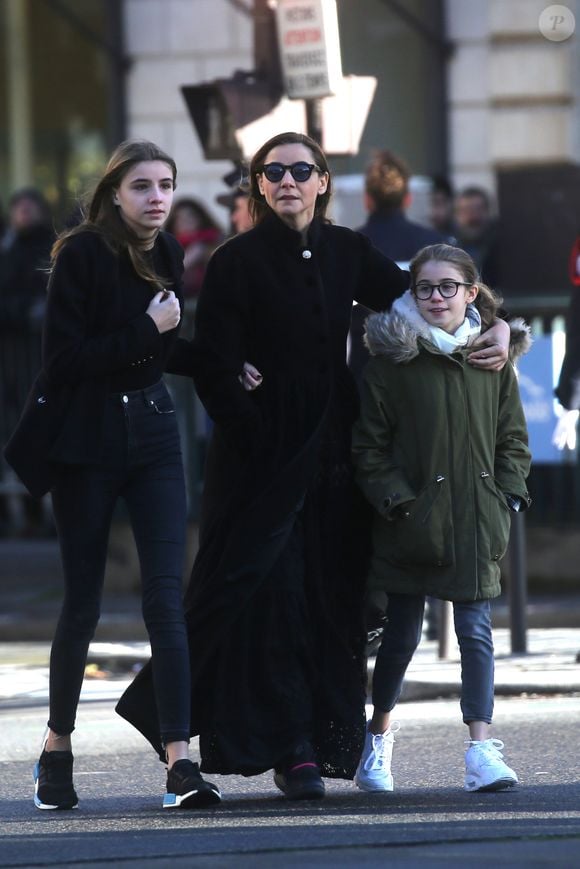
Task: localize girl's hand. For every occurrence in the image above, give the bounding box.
[146,290,181,333]
[467,319,510,370]
[239,362,263,391]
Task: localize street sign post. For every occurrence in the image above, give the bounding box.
[275,0,343,100]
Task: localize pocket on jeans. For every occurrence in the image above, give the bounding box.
[148,396,175,415]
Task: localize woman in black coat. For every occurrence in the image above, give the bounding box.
[117,132,511,800]
[5,140,220,812]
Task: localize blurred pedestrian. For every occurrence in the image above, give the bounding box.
[428,175,457,242]
[0,188,54,533]
[0,188,53,436]
[117,132,512,802]
[352,243,531,795]
[552,235,580,450]
[229,188,253,234]
[349,150,444,384]
[166,197,223,308]
[165,197,223,515]
[359,150,444,262]
[454,186,501,286]
[0,198,7,248]
[4,140,220,812]
[216,166,253,236]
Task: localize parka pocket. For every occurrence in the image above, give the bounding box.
[391,475,453,567]
[479,472,511,562]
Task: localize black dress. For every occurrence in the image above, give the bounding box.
[117,211,409,779]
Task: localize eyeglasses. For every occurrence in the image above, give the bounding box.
[260,162,322,183]
[413,280,472,300]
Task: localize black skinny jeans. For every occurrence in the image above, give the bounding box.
[48,380,190,745]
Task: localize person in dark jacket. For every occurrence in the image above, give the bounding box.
[116,132,513,802]
[352,244,531,796]
[349,150,444,384]
[553,264,580,448]
[6,140,220,812]
[428,175,457,242]
[165,197,223,303]
[454,186,501,287]
[553,263,580,459]
[0,189,54,532]
[0,190,54,449]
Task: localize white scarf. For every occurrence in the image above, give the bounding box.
[426,304,482,354]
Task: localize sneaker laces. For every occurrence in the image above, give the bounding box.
[364,721,400,771]
[465,737,506,767]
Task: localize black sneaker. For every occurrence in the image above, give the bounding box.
[33,749,78,810]
[163,759,222,809]
[273,742,326,801]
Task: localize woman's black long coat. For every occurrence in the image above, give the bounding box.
[117,212,408,778]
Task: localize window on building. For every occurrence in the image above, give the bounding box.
[0,0,124,226]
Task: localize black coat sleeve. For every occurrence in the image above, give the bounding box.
[42,235,162,386]
[165,337,196,377]
[352,232,410,311]
[555,290,580,409]
[190,245,263,453]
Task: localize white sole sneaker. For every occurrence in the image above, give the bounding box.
[33,756,79,810]
[162,786,222,809]
[354,724,398,793]
[354,770,394,793]
[465,774,518,793]
[464,738,518,793]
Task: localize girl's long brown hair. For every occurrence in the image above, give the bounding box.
[409,243,501,330]
[52,139,177,287]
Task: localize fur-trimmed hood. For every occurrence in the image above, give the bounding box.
[364,290,532,364]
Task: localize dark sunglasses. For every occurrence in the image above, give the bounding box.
[261,161,322,183]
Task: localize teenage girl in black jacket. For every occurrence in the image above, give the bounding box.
[9,140,220,812]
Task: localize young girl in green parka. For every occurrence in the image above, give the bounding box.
[352,243,531,794]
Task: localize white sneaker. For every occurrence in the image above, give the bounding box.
[354,723,399,792]
[464,738,518,792]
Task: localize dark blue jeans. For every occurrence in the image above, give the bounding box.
[372,593,495,724]
[48,381,190,745]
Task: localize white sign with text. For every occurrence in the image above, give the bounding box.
[275,0,343,99]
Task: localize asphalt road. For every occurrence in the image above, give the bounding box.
[1,696,579,868]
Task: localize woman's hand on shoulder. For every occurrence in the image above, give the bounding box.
[146,290,181,333]
[467,318,510,371]
[239,362,263,391]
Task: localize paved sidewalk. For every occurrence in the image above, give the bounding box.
[1,627,578,708]
[1,538,579,707]
[376,627,580,702]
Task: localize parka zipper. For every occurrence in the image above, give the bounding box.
[458,360,479,599]
[420,475,445,525]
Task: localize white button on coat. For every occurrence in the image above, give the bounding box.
[302,249,312,260]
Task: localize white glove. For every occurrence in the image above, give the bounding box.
[552,408,579,451]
